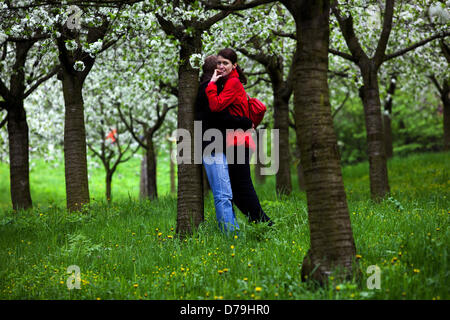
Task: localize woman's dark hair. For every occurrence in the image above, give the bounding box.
[217,48,247,85]
[200,55,218,84]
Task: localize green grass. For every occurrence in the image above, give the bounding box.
[0,151,448,300]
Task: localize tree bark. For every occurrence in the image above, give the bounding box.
[7,102,32,210]
[442,78,450,151]
[273,90,292,195]
[140,154,147,199]
[286,0,356,284]
[5,41,35,210]
[106,170,113,202]
[169,141,176,194]
[254,129,266,184]
[294,135,306,191]
[383,76,397,158]
[146,136,158,200]
[61,72,90,211]
[360,67,390,200]
[176,36,204,236]
[383,109,393,158]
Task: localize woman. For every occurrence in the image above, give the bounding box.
[206,48,272,226]
[196,55,252,233]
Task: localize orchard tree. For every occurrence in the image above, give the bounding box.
[329,0,449,200]
[235,4,296,195]
[151,0,238,236]
[0,2,60,210]
[429,40,450,150]
[54,3,131,211]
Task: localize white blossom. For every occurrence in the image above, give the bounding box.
[65,40,78,51]
[189,53,204,69]
[73,60,85,72]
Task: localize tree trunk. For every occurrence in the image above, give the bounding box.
[273,92,292,195]
[442,78,450,151]
[169,140,176,193]
[254,129,266,184]
[287,0,356,284]
[146,136,158,200]
[383,112,393,158]
[6,41,35,210]
[360,68,390,200]
[61,73,90,211]
[383,76,396,158]
[106,170,113,202]
[7,102,32,210]
[176,37,204,236]
[294,135,306,191]
[139,154,147,199]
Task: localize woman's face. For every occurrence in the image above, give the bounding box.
[217,55,236,77]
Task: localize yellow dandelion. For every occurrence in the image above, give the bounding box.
[218,270,223,275]
[255,287,262,292]
[133,283,138,288]
[336,285,341,291]
[413,269,420,273]
[230,245,235,249]
[355,254,362,259]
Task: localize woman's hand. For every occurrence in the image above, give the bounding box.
[210,69,222,83]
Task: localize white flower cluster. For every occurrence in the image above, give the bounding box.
[84,39,103,58]
[0,30,7,43]
[73,60,85,72]
[189,53,204,69]
[429,3,450,23]
[65,39,78,51]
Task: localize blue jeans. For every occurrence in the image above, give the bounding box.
[203,152,239,234]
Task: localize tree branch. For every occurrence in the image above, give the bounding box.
[117,102,147,150]
[200,8,231,31]
[271,29,296,40]
[328,48,357,62]
[332,90,350,118]
[440,39,450,63]
[374,0,394,67]
[237,47,271,66]
[202,0,275,11]
[428,74,443,95]
[332,2,368,64]
[384,31,450,62]
[24,65,60,99]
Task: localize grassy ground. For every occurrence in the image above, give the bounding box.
[0,151,448,300]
